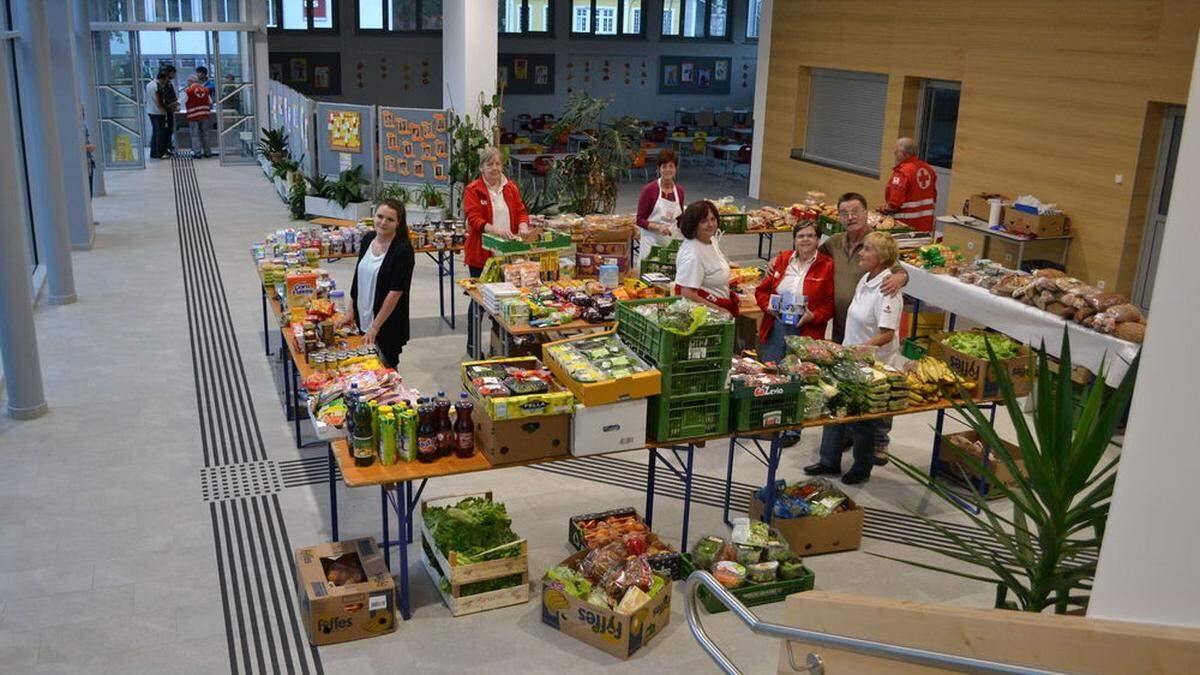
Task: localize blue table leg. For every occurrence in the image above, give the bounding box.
[435,251,446,329]
[929,408,947,478]
[909,297,923,339]
[292,363,303,448]
[398,480,411,620]
[404,481,414,544]
[261,288,271,356]
[948,312,958,331]
[644,449,657,529]
[723,436,736,527]
[381,486,391,571]
[448,251,456,330]
[281,345,290,415]
[680,444,694,549]
[760,431,783,525]
[328,442,339,541]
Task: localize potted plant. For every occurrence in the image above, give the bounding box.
[408,182,446,224]
[271,156,300,201]
[878,334,1138,614]
[288,173,307,220]
[303,166,374,220]
[447,92,504,216]
[547,94,641,215]
[256,127,289,169]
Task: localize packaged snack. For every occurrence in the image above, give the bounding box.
[587,586,614,610]
[747,560,779,584]
[734,543,762,567]
[579,540,628,581]
[615,586,652,615]
[713,561,747,589]
[731,518,771,547]
[545,566,593,599]
[778,556,806,580]
[691,536,725,571]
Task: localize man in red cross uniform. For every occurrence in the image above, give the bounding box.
[882,137,938,232]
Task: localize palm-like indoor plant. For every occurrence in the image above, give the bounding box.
[447,92,504,216]
[303,166,373,220]
[256,127,289,164]
[880,334,1138,614]
[547,93,642,215]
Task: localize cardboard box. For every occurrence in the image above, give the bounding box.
[461,357,576,421]
[540,551,672,659]
[940,223,989,264]
[748,493,864,556]
[295,538,396,646]
[940,430,1025,490]
[1003,207,1068,237]
[473,408,570,465]
[963,193,1008,221]
[926,330,1033,399]
[571,400,649,456]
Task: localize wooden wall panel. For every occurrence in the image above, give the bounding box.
[760,0,1200,293]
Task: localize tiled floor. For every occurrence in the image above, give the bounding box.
[0,158,1024,673]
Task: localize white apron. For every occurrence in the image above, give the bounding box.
[638,180,682,264]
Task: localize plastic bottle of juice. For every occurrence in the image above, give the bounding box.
[400,401,418,462]
[378,411,397,465]
[345,384,361,436]
[453,393,475,459]
[434,391,453,457]
[416,398,438,463]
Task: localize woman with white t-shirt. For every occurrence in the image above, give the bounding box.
[341,199,415,368]
[635,149,685,265]
[673,200,739,316]
[805,231,901,485]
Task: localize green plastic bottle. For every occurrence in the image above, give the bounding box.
[379,412,397,465]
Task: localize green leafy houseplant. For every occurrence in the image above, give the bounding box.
[288,173,306,219]
[256,127,289,162]
[547,93,641,215]
[305,173,333,199]
[377,182,411,205]
[271,156,299,180]
[879,334,1138,614]
[513,170,560,216]
[418,183,445,210]
[327,166,369,208]
[447,92,504,214]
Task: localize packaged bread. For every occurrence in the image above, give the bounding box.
[1034,290,1057,310]
[1114,321,1146,343]
[1033,277,1060,292]
[1088,292,1127,311]
[1034,268,1067,279]
[1073,306,1098,324]
[1046,302,1076,319]
[990,273,1027,296]
[1054,277,1087,293]
[1078,313,1098,329]
[1103,303,1143,324]
[1093,313,1118,334]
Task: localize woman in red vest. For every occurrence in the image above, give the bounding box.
[462,146,530,277]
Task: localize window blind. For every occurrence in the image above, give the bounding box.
[802,68,888,175]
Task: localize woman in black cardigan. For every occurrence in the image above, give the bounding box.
[342,199,415,368]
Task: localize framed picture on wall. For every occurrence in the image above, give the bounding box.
[680,62,693,83]
[270,62,283,81]
[289,58,308,82]
[314,66,331,90]
[714,61,728,81]
[534,65,549,85]
[663,64,678,86]
[515,58,528,79]
[698,68,711,89]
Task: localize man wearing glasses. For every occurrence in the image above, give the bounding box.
[818,192,908,465]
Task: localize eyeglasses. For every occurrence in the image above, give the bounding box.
[794,233,818,239]
[838,208,864,217]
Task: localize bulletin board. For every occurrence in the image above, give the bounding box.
[498,53,555,96]
[377,106,451,187]
[658,56,732,96]
[269,52,342,96]
[315,102,376,181]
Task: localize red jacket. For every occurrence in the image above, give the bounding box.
[885,156,938,232]
[184,83,212,122]
[754,250,835,343]
[463,177,530,269]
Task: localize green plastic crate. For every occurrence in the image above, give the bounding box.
[647,391,729,442]
[659,357,729,396]
[730,390,806,432]
[902,337,929,360]
[679,554,815,614]
[482,231,573,254]
[616,297,736,369]
[646,242,680,264]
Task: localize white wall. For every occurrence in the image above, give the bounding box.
[1088,30,1200,628]
[265,0,758,122]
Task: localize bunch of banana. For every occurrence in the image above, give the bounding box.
[905,356,975,404]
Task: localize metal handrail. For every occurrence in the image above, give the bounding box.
[684,571,1063,675]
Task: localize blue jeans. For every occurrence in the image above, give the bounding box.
[758,320,800,364]
[818,418,889,475]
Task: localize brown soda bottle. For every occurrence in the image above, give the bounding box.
[416,398,438,463]
[434,391,453,458]
[453,393,475,459]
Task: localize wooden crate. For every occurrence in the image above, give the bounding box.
[419,492,531,616]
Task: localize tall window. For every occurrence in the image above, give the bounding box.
[500,0,553,34]
[271,0,337,31]
[662,0,727,39]
[746,0,762,38]
[798,69,889,176]
[572,0,643,37]
[357,0,442,32]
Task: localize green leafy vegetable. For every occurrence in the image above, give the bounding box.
[424,496,521,564]
[943,332,1020,360]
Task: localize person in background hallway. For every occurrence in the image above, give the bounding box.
[184,68,214,158]
[881,137,938,232]
[635,148,685,265]
[146,69,169,159]
[82,105,95,196]
[463,146,530,278]
[341,200,415,368]
[157,65,179,157]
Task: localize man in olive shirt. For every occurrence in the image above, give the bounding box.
[817,192,907,461]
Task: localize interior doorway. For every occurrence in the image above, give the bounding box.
[916,80,960,217]
[1132,106,1185,313]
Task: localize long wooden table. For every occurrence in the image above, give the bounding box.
[330,389,997,620]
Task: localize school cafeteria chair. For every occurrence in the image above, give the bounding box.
[516,113,533,132]
[640,139,658,149]
[555,128,571,145]
[624,149,650,182]
[733,144,752,176]
[515,136,532,145]
[529,143,544,155]
[531,117,547,132]
[714,110,734,134]
[673,125,690,135]
[690,136,709,167]
[647,126,667,143]
[696,109,715,132]
[530,155,555,188]
[500,131,518,145]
